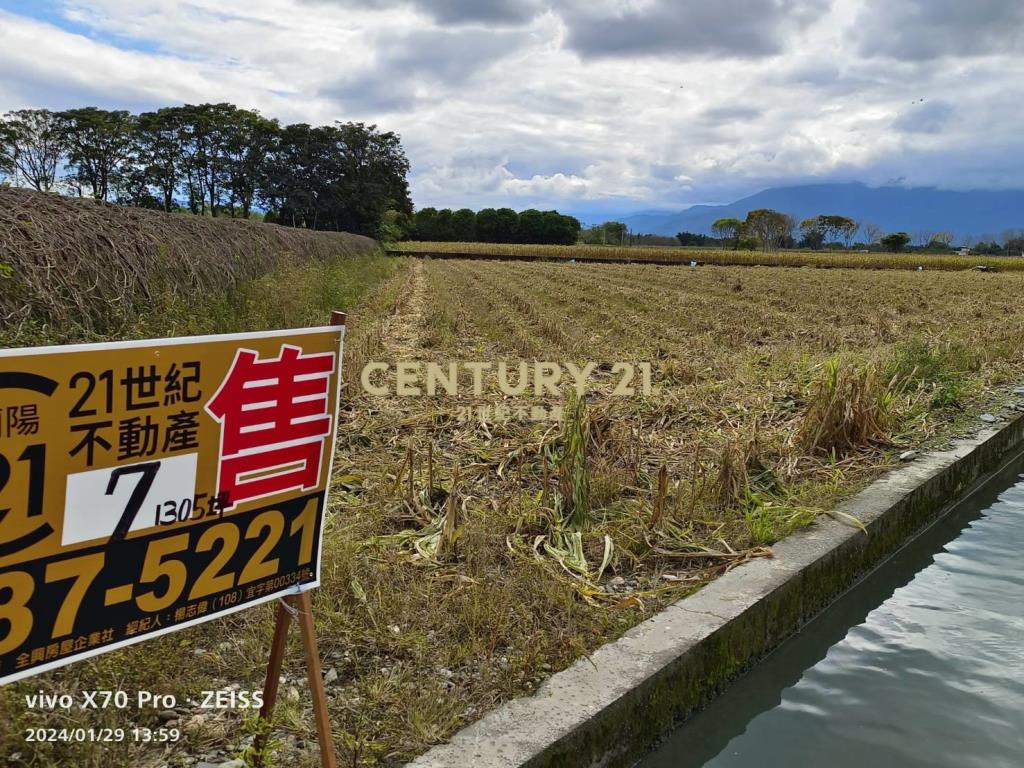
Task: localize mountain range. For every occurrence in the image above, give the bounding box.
[620,183,1024,242]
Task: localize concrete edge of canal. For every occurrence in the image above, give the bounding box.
[406,411,1024,768]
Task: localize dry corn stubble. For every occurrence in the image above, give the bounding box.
[6,254,1024,768]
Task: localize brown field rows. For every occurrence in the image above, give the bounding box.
[6,257,1024,767]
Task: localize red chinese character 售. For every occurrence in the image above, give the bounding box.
[205,344,335,508]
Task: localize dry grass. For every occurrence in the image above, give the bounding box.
[0,187,378,341]
[5,256,1024,768]
[795,358,894,455]
[393,240,1024,272]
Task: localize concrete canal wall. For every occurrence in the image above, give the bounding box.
[408,410,1024,768]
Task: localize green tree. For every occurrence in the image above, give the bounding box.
[412,207,440,240]
[518,209,545,243]
[0,109,65,192]
[0,123,13,181]
[135,107,187,212]
[378,208,410,242]
[451,208,476,241]
[711,217,743,249]
[172,103,239,216]
[603,221,627,245]
[259,122,328,227]
[493,208,520,243]
[223,109,279,218]
[541,211,581,245]
[475,208,500,242]
[434,209,456,241]
[880,232,911,253]
[676,231,714,246]
[816,215,858,247]
[744,209,793,252]
[260,121,411,236]
[57,107,137,201]
[329,121,412,236]
[798,217,824,249]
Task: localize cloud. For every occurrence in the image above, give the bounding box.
[892,100,954,135]
[561,0,833,59]
[302,0,546,25]
[855,0,1024,61]
[700,106,764,122]
[3,0,1024,221]
[325,25,532,113]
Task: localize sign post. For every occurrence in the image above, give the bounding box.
[0,314,346,766]
[254,591,335,767]
[253,313,345,768]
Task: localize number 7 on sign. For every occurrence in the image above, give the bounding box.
[106,462,161,543]
[62,453,197,547]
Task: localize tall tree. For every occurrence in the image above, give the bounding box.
[603,221,627,245]
[744,209,793,252]
[0,109,65,192]
[223,109,279,218]
[412,207,440,240]
[493,208,520,243]
[433,209,456,241]
[451,208,476,241]
[518,209,545,243]
[329,121,412,236]
[881,232,911,253]
[0,122,15,181]
[475,208,501,242]
[541,210,580,245]
[260,122,328,227]
[177,103,238,216]
[862,223,883,247]
[815,215,858,246]
[135,107,187,212]
[711,217,743,249]
[799,217,825,249]
[57,107,136,201]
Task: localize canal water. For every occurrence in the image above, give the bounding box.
[639,454,1024,768]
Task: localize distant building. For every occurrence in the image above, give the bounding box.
[958,247,971,256]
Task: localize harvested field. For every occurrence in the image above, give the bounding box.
[393,240,1024,272]
[0,187,378,342]
[5,258,1024,768]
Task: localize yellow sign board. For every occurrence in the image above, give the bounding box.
[0,326,344,684]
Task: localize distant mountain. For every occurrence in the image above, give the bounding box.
[621,183,1024,241]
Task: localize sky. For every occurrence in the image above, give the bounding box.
[1,0,1023,220]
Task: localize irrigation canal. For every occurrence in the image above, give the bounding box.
[638,452,1024,768]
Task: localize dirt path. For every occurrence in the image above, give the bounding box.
[381,257,428,358]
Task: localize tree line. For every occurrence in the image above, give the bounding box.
[707,211,966,253]
[582,213,942,253]
[409,207,581,245]
[0,105,411,237]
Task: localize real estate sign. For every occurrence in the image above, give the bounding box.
[0,326,344,684]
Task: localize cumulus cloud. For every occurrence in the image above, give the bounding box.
[302,0,546,25]
[324,26,533,113]
[3,0,1024,219]
[560,0,832,59]
[854,0,1024,61]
